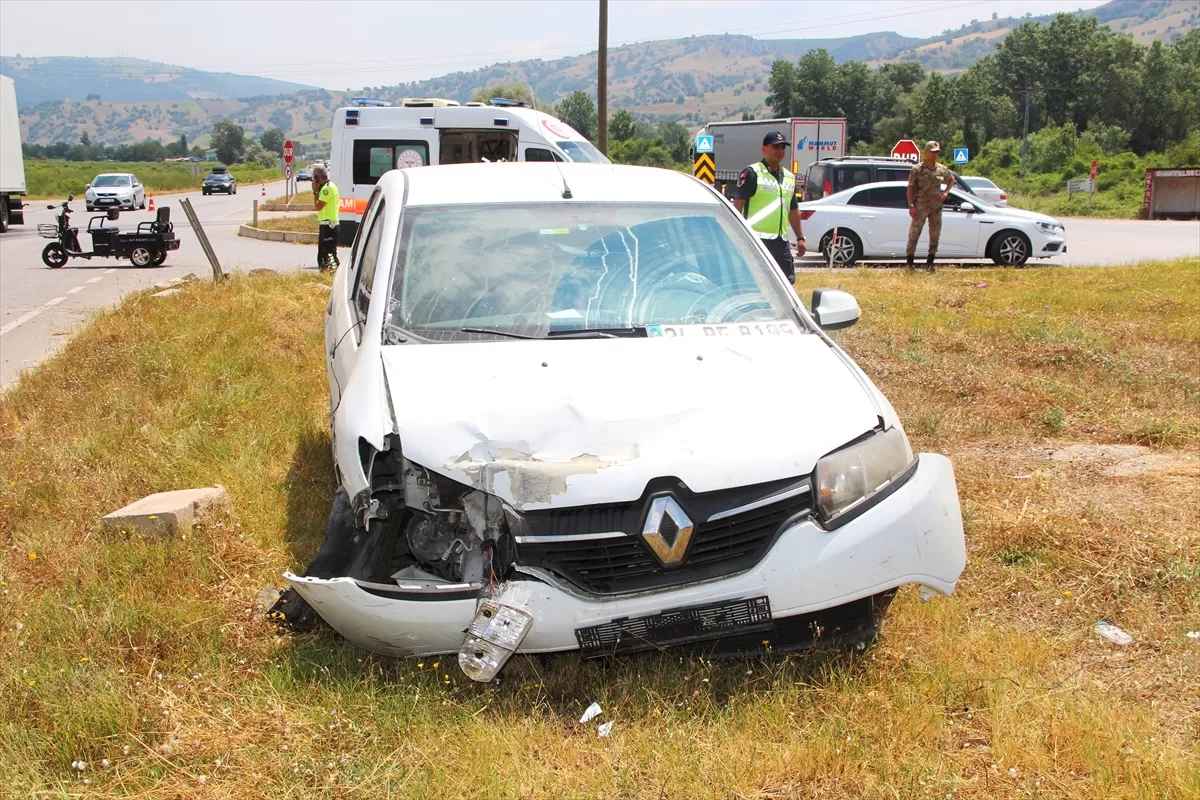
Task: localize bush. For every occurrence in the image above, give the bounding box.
[23,160,282,199]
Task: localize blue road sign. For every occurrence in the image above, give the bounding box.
[696,134,714,154]
[953,147,969,164]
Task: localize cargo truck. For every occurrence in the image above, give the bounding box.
[0,74,26,233]
[696,117,846,199]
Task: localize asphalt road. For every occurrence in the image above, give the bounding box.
[0,180,317,388]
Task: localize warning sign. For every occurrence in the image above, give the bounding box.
[693,152,715,184]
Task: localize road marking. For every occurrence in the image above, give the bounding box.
[104,268,117,274]
[0,309,45,337]
[86,276,104,284]
[44,297,66,307]
[67,286,85,294]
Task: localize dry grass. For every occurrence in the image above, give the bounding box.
[1,261,1198,798]
[252,213,318,234]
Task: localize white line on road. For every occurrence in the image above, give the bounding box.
[85,276,104,284]
[67,286,85,294]
[44,297,66,307]
[104,268,117,274]
[0,309,45,337]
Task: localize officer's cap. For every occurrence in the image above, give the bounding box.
[925,140,941,152]
[762,130,790,146]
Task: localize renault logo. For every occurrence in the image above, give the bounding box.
[641,496,694,565]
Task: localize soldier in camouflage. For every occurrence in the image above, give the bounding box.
[906,140,955,272]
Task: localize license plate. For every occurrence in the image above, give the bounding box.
[575,595,772,657]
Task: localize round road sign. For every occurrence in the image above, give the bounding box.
[283,140,294,164]
[891,139,920,163]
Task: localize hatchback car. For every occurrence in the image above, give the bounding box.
[296,167,313,182]
[802,156,979,203]
[85,173,146,211]
[202,169,237,195]
[275,163,966,682]
[798,182,1066,266]
[961,176,1008,206]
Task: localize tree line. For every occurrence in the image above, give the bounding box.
[766,16,1199,158]
[21,122,297,167]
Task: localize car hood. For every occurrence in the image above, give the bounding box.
[981,204,1058,225]
[379,330,882,510]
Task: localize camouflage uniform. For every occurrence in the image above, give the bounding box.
[907,161,954,260]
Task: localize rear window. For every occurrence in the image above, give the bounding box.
[964,177,997,189]
[352,139,430,185]
[803,163,827,200]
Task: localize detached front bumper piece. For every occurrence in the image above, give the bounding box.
[285,453,966,678]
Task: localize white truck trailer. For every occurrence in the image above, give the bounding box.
[696,117,846,198]
[0,74,26,232]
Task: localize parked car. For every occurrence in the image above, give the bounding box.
[274,163,967,682]
[961,176,1008,206]
[296,167,313,182]
[797,181,1066,266]
[802,156,980,203]
[85,173,146,211]
[202,168,237,195]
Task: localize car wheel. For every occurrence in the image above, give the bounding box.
[86,204,95,212]
[130,246,153,267]
[150,250,167,267]
[139,197,146,210]
[42,243,68,268]
[990,231,1031,267]
[232,186,237,194]
[0,200,8,233]
[819,229,862,267]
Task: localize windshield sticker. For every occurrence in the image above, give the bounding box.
[539,228,571,235]
[647,322,798,338]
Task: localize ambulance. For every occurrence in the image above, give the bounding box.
[329,97,610,244]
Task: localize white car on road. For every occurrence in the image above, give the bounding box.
[85,173,146,212]
[799,182,1066,266]
[961,176,1008,206]
[275,163,966,682]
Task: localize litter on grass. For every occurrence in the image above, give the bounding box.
[598,721,614,737]
[1095,621,1133,646]
[579,702,602,724]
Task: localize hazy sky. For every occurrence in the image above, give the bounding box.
[0,0,1109,90]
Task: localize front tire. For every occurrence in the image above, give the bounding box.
[130,246,153,267]
[0,200,8,233]
[42,243,68,268]
[819,229,862,267]
[990,231,1031,266]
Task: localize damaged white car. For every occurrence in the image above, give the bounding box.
[275,162,966,682]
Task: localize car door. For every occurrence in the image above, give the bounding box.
[858,186,911,254]
[132,176,143,206]
[844,188,882,253]
[327,189,384,410]
[935,191,984,255]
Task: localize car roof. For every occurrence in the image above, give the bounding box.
[94,172,133,177]
[387,163,720,207]
[812,180,970,202]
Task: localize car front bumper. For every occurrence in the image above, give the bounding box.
[285,453,965,660]
[1034,231,1067,257]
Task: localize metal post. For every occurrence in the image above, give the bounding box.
[597,0,608,155]
[1020,89,1031,181]
[252,198,258,227]
[178,197,225,282]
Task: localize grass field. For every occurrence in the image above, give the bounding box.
[252,213,318,233]
[24,160,284,200]
[1,261,1197,798]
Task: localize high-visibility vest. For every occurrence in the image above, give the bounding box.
[743,162,795,239]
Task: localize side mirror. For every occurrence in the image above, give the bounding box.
[47,204,56,210]
[811,289,860,331]
[106,209,120,220]
[85,183,91,188]
[957,202,976,213]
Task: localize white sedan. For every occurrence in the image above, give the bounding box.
[798,181,1066,267]
[84,173,146,212]
[273,163,966,682]
[961,176,1008,206]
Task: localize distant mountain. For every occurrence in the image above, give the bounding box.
[0,56,315,108]
[10,0,1196,148]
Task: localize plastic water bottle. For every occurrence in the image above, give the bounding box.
[1095,621,1133,645]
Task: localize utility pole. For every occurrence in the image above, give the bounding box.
[1020,88,1031,180]
[598,0,608,155]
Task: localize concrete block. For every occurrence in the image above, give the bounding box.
[102,485,229,536]
[151,288,180,298]
[267,230,286,242]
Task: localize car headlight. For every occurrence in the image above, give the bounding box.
[815,427,914,524]
[1035,221,1063,234]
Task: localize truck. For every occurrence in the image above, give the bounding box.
[696,117,846,198]
[0,74,27,233]
[329,97,609,244]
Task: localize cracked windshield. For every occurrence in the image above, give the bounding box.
[390,202,800,339]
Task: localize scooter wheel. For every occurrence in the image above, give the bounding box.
[151,250,167,267]
[130,246,153,267]
[42,243,68,268]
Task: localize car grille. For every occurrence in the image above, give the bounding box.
[516,477,812,596]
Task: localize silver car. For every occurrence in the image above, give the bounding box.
[85,173,146,212]
[961,176,1007,207]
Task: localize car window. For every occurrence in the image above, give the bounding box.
[803,164,826,200]
[389,202,802,340]
[353,199,386,323]
[878,169,910,183]
[524,147,563,162]
[871,186,909,208]
[848,190,872,207]
[349,189,383,296]
[352,139,430,185]
[965,177,997,189]
[556,140,610,164]
[833,167,871,193]
[93,175,131,187]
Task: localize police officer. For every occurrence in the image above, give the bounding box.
[312,164,340,271]
[733,130,806,282]
[906,140,955,272]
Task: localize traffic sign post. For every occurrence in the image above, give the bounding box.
[282,140,294,203]
[891,139,920,163]
[1088,160,1098,215]
[695,134,713,154]
[953,147,969,165]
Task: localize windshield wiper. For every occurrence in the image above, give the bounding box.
[459,327,540,340]
[546,326,647,339]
